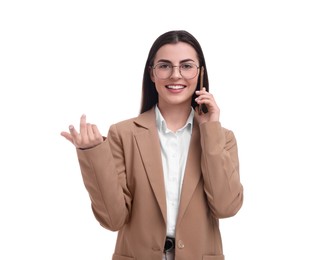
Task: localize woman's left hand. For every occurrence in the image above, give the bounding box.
[194,88,220,124]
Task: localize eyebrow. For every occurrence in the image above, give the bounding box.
[156,58,196,64]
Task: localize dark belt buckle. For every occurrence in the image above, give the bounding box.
[164,237,175,253]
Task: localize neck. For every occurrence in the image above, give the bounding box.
[157,103,192,132]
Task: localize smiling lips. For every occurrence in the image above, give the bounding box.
[166,85,185,90]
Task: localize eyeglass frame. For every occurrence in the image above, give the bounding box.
[151,62,200,80]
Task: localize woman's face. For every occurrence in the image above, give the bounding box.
[151,42,200,109]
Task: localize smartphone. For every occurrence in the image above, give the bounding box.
[199,66,207,114]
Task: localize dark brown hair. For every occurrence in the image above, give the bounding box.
[140,30,209,114]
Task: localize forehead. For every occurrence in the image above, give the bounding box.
[154,42,198,63]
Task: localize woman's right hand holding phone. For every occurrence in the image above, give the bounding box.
[60,114,103,149]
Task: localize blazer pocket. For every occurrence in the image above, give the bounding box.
[202,255,225,260]
[113,254,135,260]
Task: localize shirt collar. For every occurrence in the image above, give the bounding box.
[155,105,194,134]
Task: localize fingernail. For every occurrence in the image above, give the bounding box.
[69,125,74,130]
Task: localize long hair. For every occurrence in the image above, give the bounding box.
[140,30,209,114]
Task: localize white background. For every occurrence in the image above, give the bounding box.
[1,0,316,259]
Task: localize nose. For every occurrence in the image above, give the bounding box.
[170,66,182,79]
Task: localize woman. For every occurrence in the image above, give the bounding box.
[61,30,243,260]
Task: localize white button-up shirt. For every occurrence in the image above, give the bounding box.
[155,105,194,237]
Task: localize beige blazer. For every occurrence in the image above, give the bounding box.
[77,107,243,260]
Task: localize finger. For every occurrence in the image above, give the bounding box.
[196,92,215,103]
[198,97,218,108]
[194,106,201,115]
[195,93,219,113]
[68,124,82,144]
[86,123,95,140]
[69,124,79,137]
[80,114,87,135]
[91,124,103,142]
[195,87,208,96]
[60,131,74,144]
[195,95,210,104]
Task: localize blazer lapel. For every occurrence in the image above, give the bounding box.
[176,118,202,224]
[133,108,167,224]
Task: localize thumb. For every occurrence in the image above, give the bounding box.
[60,131,74,145]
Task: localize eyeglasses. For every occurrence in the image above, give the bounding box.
[152,62,199,80]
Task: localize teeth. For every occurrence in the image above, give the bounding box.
[167,85,184,89]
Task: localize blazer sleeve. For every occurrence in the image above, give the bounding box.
[76,124,132,231]
[199,121,243,218]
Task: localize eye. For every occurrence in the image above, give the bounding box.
[180,63,194,70]
[157,63,172,70]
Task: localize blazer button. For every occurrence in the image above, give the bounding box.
[177,240,185,249]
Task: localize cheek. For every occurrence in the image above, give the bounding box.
[189,78,199,91]
[153,77,165,89]
[154,82,165,93]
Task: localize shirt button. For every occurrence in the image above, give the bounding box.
[178,240,185,249]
